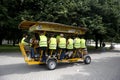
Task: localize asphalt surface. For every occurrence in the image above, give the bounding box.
[0,44,120,80]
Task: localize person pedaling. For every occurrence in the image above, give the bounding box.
[21,33,88,59]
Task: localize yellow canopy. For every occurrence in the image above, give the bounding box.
[18,21,87,35]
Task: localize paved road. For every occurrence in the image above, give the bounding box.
[0,45,120,80]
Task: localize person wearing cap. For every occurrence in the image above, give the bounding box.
[58,33,66,60]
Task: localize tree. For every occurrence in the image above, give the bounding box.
[0,0,120,46]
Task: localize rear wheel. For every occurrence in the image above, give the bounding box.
[84,55,91,64]
[46,59,57,70]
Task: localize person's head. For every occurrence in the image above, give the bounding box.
[60,33,64,37]
[23,34,28,38]
[80,35,84,39]
[51,34,55,37]
[67,35,72,39]
[39,31,45,35]
[75,34,79,37]
[31,35,36,39]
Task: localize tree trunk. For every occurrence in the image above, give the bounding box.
[0,39,2,45]
[100,39,102,47]
[95,39,98,49]
[7,40,10,44]
[13,40,16,46]
[95,35,98,49]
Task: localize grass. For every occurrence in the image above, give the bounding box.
[87,45,110,53]
[0,44,20,53]
[87,46,95,50]
[0,44,110,53]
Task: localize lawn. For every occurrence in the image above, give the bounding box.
[0,44,109,53]
[0,45,20,52]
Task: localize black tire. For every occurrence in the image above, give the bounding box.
[46,59,57,70]
[84,55,91,64]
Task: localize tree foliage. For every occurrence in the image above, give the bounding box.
[0,0,120,47]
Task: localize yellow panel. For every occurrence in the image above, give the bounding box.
[19,21,87,35]
[58,58,83,63]
[26,61,45,65]
[19,43,29,61]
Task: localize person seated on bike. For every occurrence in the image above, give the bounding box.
[21,34,29,46]
[48,34,57,57]
[58,34,66,60]
[21,34,31,58]
[36,31,48,62]
[73,35,81,58]
[80,36,87,56]
[29,35,37,59]
[66,36,73,58]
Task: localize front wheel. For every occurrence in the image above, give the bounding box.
[46,59,57,70]
[84,55,91,64]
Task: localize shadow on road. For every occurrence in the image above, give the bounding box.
[0,63,47,76]
[0,52,84,77]
[0,60,84,76]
